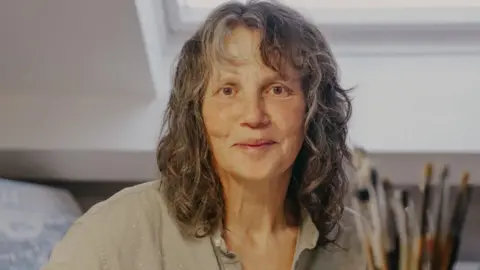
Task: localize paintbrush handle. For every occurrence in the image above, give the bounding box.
[416,237,425,270]
[446,235,461,270]
[399,242,409,270]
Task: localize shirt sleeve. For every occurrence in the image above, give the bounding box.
[339,226,369,270]
[41,221,108,270]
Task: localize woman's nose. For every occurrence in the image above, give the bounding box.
[239,94,270,129]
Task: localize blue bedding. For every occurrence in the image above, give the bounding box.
[0,178,82,270]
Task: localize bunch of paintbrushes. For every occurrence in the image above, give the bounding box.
[351,148,473,270]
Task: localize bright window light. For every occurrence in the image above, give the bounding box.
[169,0,480,32]
[179,0,480,9]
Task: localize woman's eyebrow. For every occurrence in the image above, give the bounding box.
[262,73,300,84]
[215,73,240,85]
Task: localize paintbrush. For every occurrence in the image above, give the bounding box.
[431,165,449,269]
[416,163,433,270]
[444,172,473,270]
[369,169,388,270]
[352,149,385,269]
[392,189,410,270]
[353,188,377,270]
[382,179,399,270]
[406,194,420,270]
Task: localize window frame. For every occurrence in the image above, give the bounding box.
[161,0,480,56]
[164,0,480,33]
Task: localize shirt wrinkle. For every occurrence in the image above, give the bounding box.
[42,181,365,270]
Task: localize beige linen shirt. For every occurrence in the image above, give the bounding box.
[42,181,365,270]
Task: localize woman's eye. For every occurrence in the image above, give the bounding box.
[269,85,290,96]
[272,86,283,94]
[220,87,234,96]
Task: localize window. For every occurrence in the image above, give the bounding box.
[178,0,480,9]
[161,0,480,56]
[164,0,480,48]
[167,0,480,33]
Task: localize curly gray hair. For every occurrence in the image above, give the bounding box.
[157,0,352,247]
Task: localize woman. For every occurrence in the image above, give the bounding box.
[43,1,363,269]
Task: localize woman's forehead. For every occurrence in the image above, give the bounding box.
[209,27,300,80]
[222,27,262,62]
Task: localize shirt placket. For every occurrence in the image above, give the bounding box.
[211,233,242,270]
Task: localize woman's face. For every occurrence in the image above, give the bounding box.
[202,26,306,183]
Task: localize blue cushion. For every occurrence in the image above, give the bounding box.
[0,178,82,270]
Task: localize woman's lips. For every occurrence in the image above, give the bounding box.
[234,139,277,149]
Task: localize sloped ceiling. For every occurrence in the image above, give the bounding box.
[0,0,156,96]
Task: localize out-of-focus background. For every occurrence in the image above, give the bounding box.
[1,0,480,269]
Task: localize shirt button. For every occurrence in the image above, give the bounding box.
[225,252,236,259]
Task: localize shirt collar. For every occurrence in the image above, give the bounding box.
[211,210,320,256]
[296,211,320,251]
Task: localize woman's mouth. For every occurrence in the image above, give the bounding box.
[234,139,277,150]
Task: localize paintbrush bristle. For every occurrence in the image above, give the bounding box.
[461,172,470,186]
[352,147,367,166]
[400,190,409,208]
[356,188,370,202]
[440,165,449,181]
[420,163,433,190]
[383,178,392,189]
[356,159,373,186]
[370,168,379,187]
[353,146,368,157]
[425,163,433,181]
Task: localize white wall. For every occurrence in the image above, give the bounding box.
[3,52,479,152]
[2,50,480,183]
[343,53,480,152]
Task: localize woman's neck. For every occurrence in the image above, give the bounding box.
[220,172,292,236]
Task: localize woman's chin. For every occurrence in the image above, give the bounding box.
[231,166,281,183]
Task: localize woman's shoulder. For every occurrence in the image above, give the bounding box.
[76,180,174,239]
[309,207,366,269]
[73,180,168,230]
[42,180,174,270]
[83,180,165,219]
